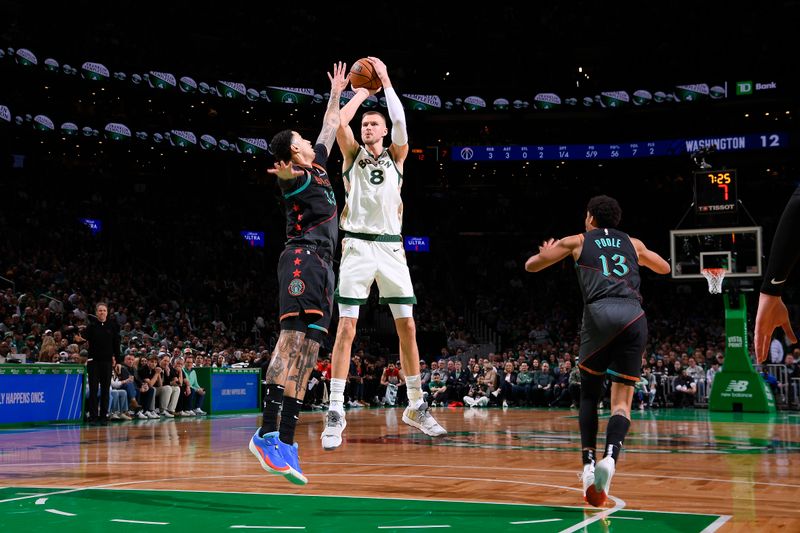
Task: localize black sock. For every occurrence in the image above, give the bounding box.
[604,414,631,462]
[259,384,284,437]
[278,397,303,445]
[582,448,596,467]
[578,370,602,467]
[578,396,599,452]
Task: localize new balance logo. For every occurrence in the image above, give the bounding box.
[725,380,749,393]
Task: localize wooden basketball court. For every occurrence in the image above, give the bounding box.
[1,407,799,531]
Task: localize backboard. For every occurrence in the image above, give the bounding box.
[670,226,762,280]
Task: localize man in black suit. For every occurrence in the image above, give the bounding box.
[76,302,120,423]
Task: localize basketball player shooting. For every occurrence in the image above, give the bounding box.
[321,57,446,450]
[524,196,670,506]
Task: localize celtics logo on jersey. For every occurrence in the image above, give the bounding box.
[288,278,305,296]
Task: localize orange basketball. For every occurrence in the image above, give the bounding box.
[349,58,382,91]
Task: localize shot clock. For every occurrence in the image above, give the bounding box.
[694,169,737,214]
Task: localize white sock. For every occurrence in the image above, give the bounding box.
[329,378,346,413]
[405,374,423,407]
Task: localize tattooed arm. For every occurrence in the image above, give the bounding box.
[315,61,349,155]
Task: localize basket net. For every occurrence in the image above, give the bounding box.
[701,268,726,294]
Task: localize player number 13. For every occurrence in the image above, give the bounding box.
[599,254,629,277]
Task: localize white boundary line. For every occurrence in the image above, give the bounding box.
[700,515,733,532]
[2,483,731,531]
[377,526,450,530]
[0,473,626,533]
[2,460,796,489]
[0,479,728,519]
[45,508,75,516]
[230,527,306,530]
[112,519,168,525]
[303,472,627,531]
[378,524,452,529]
[510,518,563,525]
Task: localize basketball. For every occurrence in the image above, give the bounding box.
[350,58,382,91]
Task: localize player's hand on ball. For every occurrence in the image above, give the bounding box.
[365,56,388,81]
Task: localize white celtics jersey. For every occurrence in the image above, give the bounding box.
[340,146,404,235]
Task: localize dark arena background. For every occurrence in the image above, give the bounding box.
[1,2,799,532]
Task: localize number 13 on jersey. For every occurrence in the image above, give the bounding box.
[599,254,629,276]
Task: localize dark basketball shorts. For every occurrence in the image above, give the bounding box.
[578,298,647,384]
[277,245,334,334]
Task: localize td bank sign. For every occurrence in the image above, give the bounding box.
[736,81,778,95]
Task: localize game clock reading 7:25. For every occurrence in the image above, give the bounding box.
[694,169,737,214]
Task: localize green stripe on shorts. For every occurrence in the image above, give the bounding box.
[379,296,417,304]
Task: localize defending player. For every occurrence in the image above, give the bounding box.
[248,62,348,485]
[524,195,670,506]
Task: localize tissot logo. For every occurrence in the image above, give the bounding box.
[725,380,749,393]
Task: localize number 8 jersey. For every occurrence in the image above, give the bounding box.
[576,228,642,304]
[340,146,403,236]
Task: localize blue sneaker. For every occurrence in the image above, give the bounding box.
[249,430,290,476]
[279,440,308,485]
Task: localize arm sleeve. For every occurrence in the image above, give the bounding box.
[384,87,408,146]
[761,186,800,295]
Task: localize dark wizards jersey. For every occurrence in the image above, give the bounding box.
[575,228,642,304]
[278,144,338,258]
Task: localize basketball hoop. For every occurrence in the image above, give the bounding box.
[702,268,726,294]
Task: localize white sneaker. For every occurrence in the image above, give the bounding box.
[109,412,121,420]
[135,411,147,419]
[580,464,595,502]
[147,410,159,419]
[163,411,174,418]
[402,402,447,437]
[194,408,206,415]
[587,456,615,507]
[321,409,347,450]
[118,412,132,420]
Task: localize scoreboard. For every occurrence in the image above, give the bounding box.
[695,170,737,214]
[451,132,788,162]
